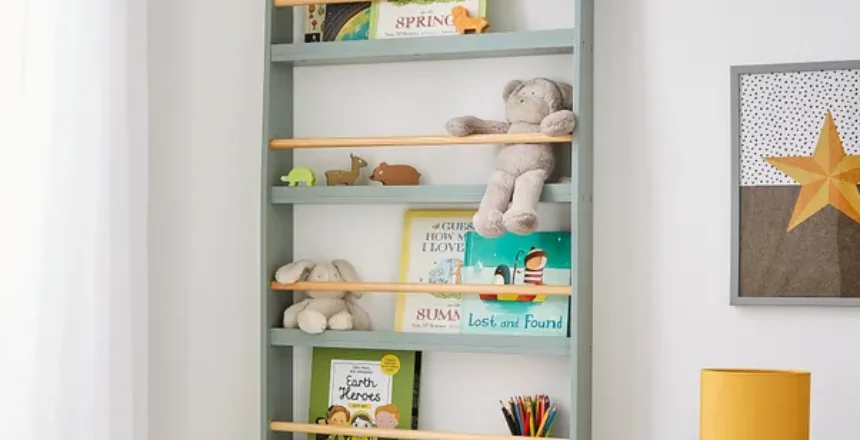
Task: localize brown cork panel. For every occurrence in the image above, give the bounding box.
[739,185,860,298]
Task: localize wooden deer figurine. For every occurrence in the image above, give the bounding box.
[324,153,368,186]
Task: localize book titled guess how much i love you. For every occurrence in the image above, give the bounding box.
[308,348,422,440]
[395,210,475,334]
[460,231,572,337]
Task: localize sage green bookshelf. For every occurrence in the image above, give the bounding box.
[260,2,594,440]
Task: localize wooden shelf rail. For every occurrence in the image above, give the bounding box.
[269,133,574,149]
[274,0,364,6]
[269,421,569,440]
[270,281,573,296]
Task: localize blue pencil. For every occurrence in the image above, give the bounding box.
[541,407,558,437]
[511,400,522,435]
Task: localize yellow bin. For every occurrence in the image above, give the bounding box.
[700,369,811,440]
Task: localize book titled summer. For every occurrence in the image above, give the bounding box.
[369,0,487,39]
[459,231,572,337]
[394,209,475,334]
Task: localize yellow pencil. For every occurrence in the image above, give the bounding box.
[535,406,549,437]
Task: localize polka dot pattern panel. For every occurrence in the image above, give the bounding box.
[738,68,860,187]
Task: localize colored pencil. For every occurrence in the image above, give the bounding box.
[517,397,527,436]
[500,394,559,437]
[526,403,535,437]
[541,406,558,437]
[536,395,543,425]
[499,401,517,435]
[534,406,550,437]
[511,399,523,435]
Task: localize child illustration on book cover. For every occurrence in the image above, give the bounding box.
[373,404,401,440]
[481,247,548,302]
[315,402,402,440]
[460,231,571,336]
[309,348,419,440]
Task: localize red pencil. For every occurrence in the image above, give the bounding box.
[537,395,544,425]
[518,396,527,435]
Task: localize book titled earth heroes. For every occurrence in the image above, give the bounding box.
[308,347,421,440]
[459,231,571,337]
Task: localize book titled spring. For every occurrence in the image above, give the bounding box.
[459,231,571,337]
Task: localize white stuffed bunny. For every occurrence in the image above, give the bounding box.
[275,259,373,334]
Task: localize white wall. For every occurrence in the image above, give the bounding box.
[147,0,265,438]
[147,0,860,440]
[594,0,860,439]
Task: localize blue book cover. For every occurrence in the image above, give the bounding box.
[459,231,571,336]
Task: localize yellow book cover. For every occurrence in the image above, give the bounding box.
[394,209,475,333]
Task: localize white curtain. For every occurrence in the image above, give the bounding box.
[0,0,148,439]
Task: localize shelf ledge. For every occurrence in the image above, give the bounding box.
[271,29,575,66]
[270,281,572,296]
[269,421,568,440]
[274,0,366,6]
[270,328,570,356]
[269,134,573,149]
[270,183,572,205]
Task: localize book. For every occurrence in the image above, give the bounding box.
[369,0,488,39]
[459,231,571,337]
[394,209,475,334]
[304,3,372,43]
[308,347,422,440]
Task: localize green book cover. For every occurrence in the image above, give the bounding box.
[308,347,421,440]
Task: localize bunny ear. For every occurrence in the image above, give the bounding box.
[331,259,361,282]
[274,260,316,284]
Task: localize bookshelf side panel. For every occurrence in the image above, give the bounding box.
[571,0,595,439]
[262,3,296,440]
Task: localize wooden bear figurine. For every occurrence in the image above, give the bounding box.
[370,162,421,186]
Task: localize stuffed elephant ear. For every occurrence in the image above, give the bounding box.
[502,79,524,101]
[274,260,316,284]
[331,259,362,298]
[554,81,574,110]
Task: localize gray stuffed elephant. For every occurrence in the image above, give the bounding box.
[445,77,576,238]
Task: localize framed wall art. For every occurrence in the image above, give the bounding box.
[731,60,860,306]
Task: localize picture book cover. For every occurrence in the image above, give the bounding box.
[394,209,475,334]
[304,3,372,43]
[369,0,487,39]
[308,347,422,440]
[459,231,571,337]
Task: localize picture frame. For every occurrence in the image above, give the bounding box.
[730,59,860,306]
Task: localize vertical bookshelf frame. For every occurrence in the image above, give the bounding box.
[261,4,296,440]
[571,0,594,439]
[260,2,594,440]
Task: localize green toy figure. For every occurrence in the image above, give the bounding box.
[281,167,317,187]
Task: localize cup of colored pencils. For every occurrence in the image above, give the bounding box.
[499,394,558,437]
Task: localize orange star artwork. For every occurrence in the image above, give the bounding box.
[763,111,860,231]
